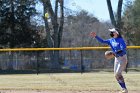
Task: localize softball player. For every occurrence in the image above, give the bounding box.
[90,28,128,93]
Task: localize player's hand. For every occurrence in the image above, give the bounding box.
[90,32,96,38]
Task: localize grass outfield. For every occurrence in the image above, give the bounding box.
[0,72,139,91]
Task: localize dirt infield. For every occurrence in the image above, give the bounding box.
[0,90,139,93]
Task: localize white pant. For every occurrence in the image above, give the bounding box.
[114,55,127,75]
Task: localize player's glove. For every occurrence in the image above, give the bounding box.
[105,51,115,60]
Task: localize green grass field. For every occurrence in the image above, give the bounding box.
[0,72,139,91]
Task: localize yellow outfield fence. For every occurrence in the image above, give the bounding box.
[0,46,139,51]
[0,46,139,73]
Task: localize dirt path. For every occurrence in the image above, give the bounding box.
[0,90,139,93]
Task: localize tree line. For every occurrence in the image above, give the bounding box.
[0,0,139,70]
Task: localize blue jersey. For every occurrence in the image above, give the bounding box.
[95,36,127,57]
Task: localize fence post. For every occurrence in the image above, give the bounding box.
[80,50,84,73]
[36,51,40,75]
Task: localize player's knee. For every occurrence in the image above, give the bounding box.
[114,73,122,80]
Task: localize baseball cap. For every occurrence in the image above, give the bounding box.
[108,28,119,35]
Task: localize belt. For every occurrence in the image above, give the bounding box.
[115,54,126,57]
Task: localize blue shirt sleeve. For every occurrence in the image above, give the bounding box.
[95,36,109,44]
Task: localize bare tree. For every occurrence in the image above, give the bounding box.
[40,0,64,69]
[106,0,123,30]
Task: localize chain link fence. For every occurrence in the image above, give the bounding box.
[0,48,139,73]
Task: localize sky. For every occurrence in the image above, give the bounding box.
[36,0,134,21]
[65,0,134,21]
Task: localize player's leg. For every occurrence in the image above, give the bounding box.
[114,58,126,89]
[114,55,128,93]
